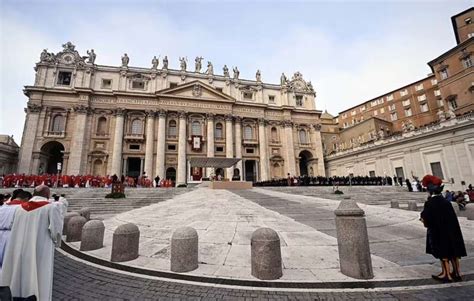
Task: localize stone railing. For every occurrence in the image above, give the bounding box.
[124,133,144,140]
[326,111,474,159]
[45,131,66,138]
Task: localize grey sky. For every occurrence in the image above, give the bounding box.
[1,0,471,142]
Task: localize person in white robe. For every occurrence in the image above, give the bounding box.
[1,185,67,301]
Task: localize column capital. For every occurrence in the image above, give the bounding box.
[225,114,233,122]
[114,108,126,116]
[312,124,322,131]
[206,113,215,121]
[178,110,187,119]
[283,120,293,128]
[73,105,91,115]
[26,103,42,113]
[158,109,167,118]
[145,110,156,118]
[234,116,242,123]
[258,118,267,126]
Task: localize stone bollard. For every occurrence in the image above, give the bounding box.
[80,220,105,251]
[251,228,283,280]
[466,206,474,220]
[63,212,80,235]
[450,202,460,215]
[78,207,91,221]
[111,223,140,262]
[334,200,373,279]
[408,201,418,211]
[66,215,87,242]
[390,201,399,209]
[170,227,198,273]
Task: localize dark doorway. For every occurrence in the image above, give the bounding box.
[245,160,256,182]
[40,141,65,174]
[127,157,141,178]
[298,150,313,176]
[166,167,176,181]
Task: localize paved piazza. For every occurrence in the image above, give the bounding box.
[37,185,472,300]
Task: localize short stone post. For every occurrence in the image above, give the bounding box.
[451,202,460,215]
[334,200,373,279]
[390,201,399,209]
[408,201,418,211]
[171,227,198,273]
[111,223,140,262]
[66,215,87,242]
[78,207,91,221]
[63,212,80,235]
[466,206,474,220]
[251,227,282,280]
[80,220,105,251]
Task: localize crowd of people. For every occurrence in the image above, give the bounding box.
[255,175,407,187]
[0,185,67,300]
[0,173,175,189]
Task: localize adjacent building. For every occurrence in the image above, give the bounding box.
[0,135,19,175]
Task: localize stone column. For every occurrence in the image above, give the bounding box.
[155,110,167,179]
[258,118,269,181]
[144,111,155,178]
[111,109,125,176]
[18,104,42,174]
[176,111,187,186]
[206,113,215,177]
[225,115,234,179]
[234,117,243,180]
[283,121,296,176]
[68,106,89,175]
[311,124,326,176]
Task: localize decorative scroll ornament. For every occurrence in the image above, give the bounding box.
[27,103,42,113]
[38,41,87,68]
[288,72,315,94]
[73,105,90,114]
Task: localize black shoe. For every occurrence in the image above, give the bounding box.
[432,274,452,283]
[450,272,463,282]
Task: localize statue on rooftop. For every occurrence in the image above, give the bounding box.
[86,49,96,64]
[206,61,214,75]
[195,56,203,72]
[151,56,159,69]
[179,56,187,71]
[223,65,229,77]
[121,53,129,67]
[256,70,261,82]
[162,56,169,69]
[233,66,240,79]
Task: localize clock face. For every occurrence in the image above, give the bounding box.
[294,80,305,90]
[62,54,74,64]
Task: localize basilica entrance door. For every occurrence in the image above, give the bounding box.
[127,157,141,178]
[40,141,64,174]
[298,150,313,176]
[191,167,202,181]
[245,160,256,182]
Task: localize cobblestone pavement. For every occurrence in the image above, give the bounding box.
[53,251,474,300]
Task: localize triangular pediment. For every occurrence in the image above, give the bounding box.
[157,80,235,102]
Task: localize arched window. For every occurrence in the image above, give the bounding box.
[97,117,107,134]
[51,115,65,132]
[191,121,201,136]
[215,123,223,139]
[299,129,307,144]
[271,127,278,142]
[244,125,253,140]
[131,119,143,134]
[168,120,177,137]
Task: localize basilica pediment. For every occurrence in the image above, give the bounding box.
[157,80,235,102]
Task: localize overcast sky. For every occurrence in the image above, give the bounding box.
[0,0,472,142]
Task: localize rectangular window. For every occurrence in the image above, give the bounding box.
[369,171,375,177]
[342,113,347,118]
[440,69,449,80]
[431,79,438,85]
[132,80,145,89]
[389,104,396,111]
[434,89,441,96]
[387,94,394,101]
[295,95,303,106]
[216,146,224,152]
[243,92,253,100]
[430,162,444,180]
[400,89,408,97]
[465,17,472,25]
[402,99,411,106]
[351,110,356,116]
[420,103,429,112]
[417,94,427,102]
[167,144,176,151]
[463,56,472,68]
[415,83,424,91]
[390,112,398,121]
[129,144,140,150]
[404,107,412,117]
[245,148,254,154]
[57,71,72,86]
[448,99,458,110]
[380,107,385,113]
[268,95,275,103]
[360,106,366,112]
[216,87,223,93]
[377,98,384,105]
[373,110,378,116]
[101,79,112,89]
[438,99,444,107]
[169,82,178,88]
[370,100,378,107]
[395,167,404,180]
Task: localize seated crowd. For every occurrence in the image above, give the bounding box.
[255,175,396,187]
[0,173,174,189]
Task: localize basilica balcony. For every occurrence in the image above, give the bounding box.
[124,133,144,141]
[93,132,110,139]
[45,131,66,138]
[242,138,258,146]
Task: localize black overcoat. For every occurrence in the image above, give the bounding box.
[420,194,467,259]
